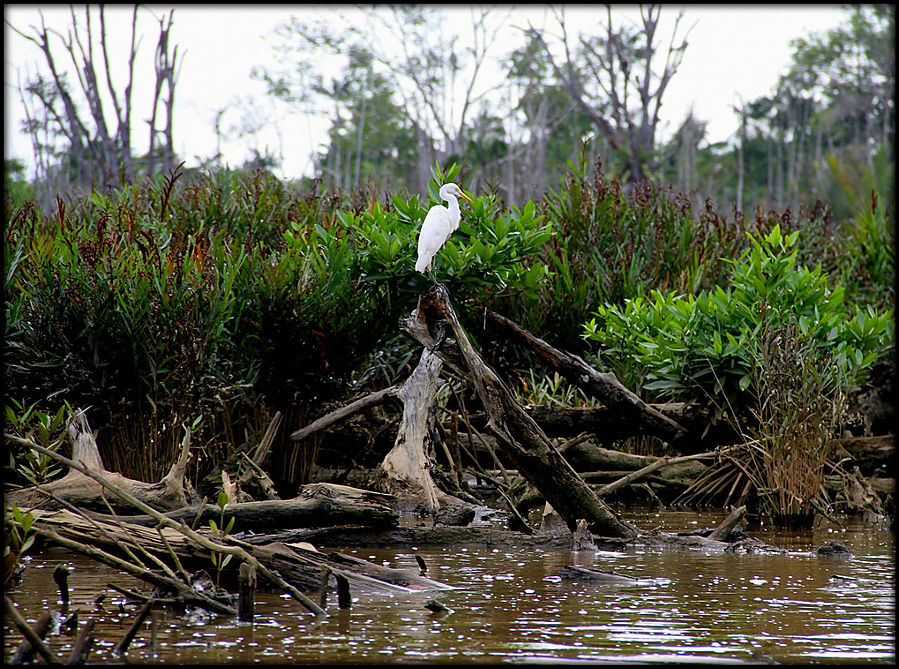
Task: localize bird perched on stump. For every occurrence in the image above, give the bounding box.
[415,182,472,284]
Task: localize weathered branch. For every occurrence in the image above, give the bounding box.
[709,505,746,542]
[291,385,401,441]
[4,597,60,664]
[6,435,326,615]
[485,309,688,444]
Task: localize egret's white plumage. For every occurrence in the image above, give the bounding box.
[415,182,472,282]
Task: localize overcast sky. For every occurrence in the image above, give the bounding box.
[4,5,846,181]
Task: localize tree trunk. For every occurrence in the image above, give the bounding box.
[373,348,452,514]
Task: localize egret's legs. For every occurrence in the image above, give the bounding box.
[428,260,438,287]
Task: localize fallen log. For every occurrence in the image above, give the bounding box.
[23,506,451,608]
[830,434,894,476]
[564,441,706,482]
[4,597,60,664]
[522,404,736,451]
[8,438,326,615]
[234,520,787,555]
[82,483,399,531]
[8,610,53,665]
[402,285,637,539]
[237,412,282,501]
[485,310,687,445]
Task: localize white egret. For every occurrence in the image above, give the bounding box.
[415,182,472,284]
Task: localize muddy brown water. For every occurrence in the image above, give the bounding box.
[4,508,894,664]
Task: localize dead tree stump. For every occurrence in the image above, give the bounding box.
[402,285,638,539]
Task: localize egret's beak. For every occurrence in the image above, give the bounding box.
[459,190,473,202]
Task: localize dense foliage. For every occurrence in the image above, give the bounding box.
[4,155,894,492]
[582,225,893,407]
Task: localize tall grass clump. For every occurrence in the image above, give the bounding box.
[743,322,849,528]
[4,166,362,484]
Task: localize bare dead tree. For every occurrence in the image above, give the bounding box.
[8,6,181,197]
[145,8,183,177]
[360,6,509,190]
[527,5,693,184]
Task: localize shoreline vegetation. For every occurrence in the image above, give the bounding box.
[4,158,894,530]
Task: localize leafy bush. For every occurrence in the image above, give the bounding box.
[583,225,894,412]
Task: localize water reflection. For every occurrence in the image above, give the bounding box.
[4,509,893,664]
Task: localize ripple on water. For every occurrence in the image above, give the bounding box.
[3,509,893,664]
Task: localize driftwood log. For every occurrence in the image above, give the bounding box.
[402,284,637,539]
[25,508,451,598]
[6,411,196,513]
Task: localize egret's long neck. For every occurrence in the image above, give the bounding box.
[445,195,461,230]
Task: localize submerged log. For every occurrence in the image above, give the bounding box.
[6,411,196,513]
[559,565,643,584]
[8,610,53,665]
[83,483,399,530]
[402,285,637,539]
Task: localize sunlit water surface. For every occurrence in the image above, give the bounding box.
[5,508,894,664]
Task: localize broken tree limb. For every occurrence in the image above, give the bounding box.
[77,483,399,531]
[4,597,60,665]
[402,285,638,539]
[290,386,401,442]
[113,599,153,656]
[29,523,236,615]
[486,309,688,445]
[8,609,53,665]
[252,411,281,466]
[238,452,280,501]
[64,617,96,665]
[593,448,734,498]
[709,505,747,541]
